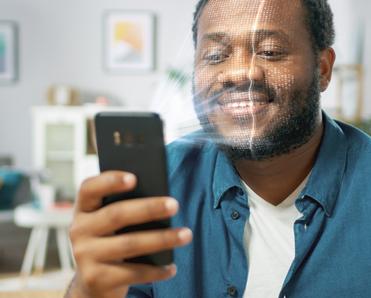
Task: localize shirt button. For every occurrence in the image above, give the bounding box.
[227,286,237,296]
[231,210,240,220]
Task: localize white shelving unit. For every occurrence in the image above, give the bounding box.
[32,106,141,201]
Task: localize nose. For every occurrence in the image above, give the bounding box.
[217,51,264,88]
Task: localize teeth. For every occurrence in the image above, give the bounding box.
[239,102,251,108]
[223,101,267,109]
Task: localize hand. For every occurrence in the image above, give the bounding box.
[65,171,193,298]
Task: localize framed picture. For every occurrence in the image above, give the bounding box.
[104,11,156,73]
[0,21,18,84]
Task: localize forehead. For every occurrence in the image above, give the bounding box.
[198,0,306,39]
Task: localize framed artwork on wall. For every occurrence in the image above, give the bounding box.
[103,11,156,73]
[0,21,18,84]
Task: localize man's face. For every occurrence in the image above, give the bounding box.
[193,0,323,161]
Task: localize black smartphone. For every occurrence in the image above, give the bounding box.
[94,112,173,266]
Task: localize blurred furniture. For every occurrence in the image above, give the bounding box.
[0,171,59,274]
[0,166,14,222]
[0,157,32,224]
[354,118,371,135]
[0,156,13,167]
[32,107,86,201]
[333,64,364,123]
[32,106,138,201]
[0,168,23,210]
[14,203,74,277]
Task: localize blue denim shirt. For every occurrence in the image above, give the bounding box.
[128,113,371,298]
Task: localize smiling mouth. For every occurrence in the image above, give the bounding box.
[218,91,269,105]
[221,101,268,109]
[217,92,271,116]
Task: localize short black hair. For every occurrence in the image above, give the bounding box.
[192,0,335,52]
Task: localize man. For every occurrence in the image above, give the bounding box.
[66,0,371,297]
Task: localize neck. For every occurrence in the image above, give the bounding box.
[235,119,324,206]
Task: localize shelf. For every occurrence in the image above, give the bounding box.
[33,106,137,201]
[46,151,74,161]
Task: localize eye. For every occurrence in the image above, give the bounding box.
[203,51,229,65]
[257,49,285,61]
[262,51,276,56]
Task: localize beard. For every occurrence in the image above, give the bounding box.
[193,70,322,162]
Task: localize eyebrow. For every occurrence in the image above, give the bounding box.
[201,32,231,47]
[201,29,290,46]
[252,29,290,43]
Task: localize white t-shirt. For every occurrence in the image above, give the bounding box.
[242,176,309,298]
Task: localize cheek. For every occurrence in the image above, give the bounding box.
[194,66,207,94]
[269,67,294,84]
[267,66,295,98]
[194,65,219,97]
[265,63,312,102]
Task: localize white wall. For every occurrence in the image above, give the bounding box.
[0,0,197,169]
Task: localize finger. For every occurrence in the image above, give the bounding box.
[86,227,193,262]
[80,263,177,292]
[77,171,136,212]
[78,197,179,236]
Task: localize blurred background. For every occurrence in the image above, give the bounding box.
[0,0,370,297]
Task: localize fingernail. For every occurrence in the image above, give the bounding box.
[178,228,193,242]
[123,173,136,184]
[165,199,179,212]
[164,264,177,275]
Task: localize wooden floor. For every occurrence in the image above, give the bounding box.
[0,291,65,298]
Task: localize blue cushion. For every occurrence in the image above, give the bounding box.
[0,169,23,210]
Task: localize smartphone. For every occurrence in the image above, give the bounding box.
[94,112,173,266]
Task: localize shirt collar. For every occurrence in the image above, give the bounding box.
[211,112,348,214]
[212,149,243,209]
[301,112,348,216]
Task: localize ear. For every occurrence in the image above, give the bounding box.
[319,48,336,92]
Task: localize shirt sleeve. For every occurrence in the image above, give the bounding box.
[127,284,154,298]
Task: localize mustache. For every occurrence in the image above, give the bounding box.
[192,81,277,113]
[209,82,276,104]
